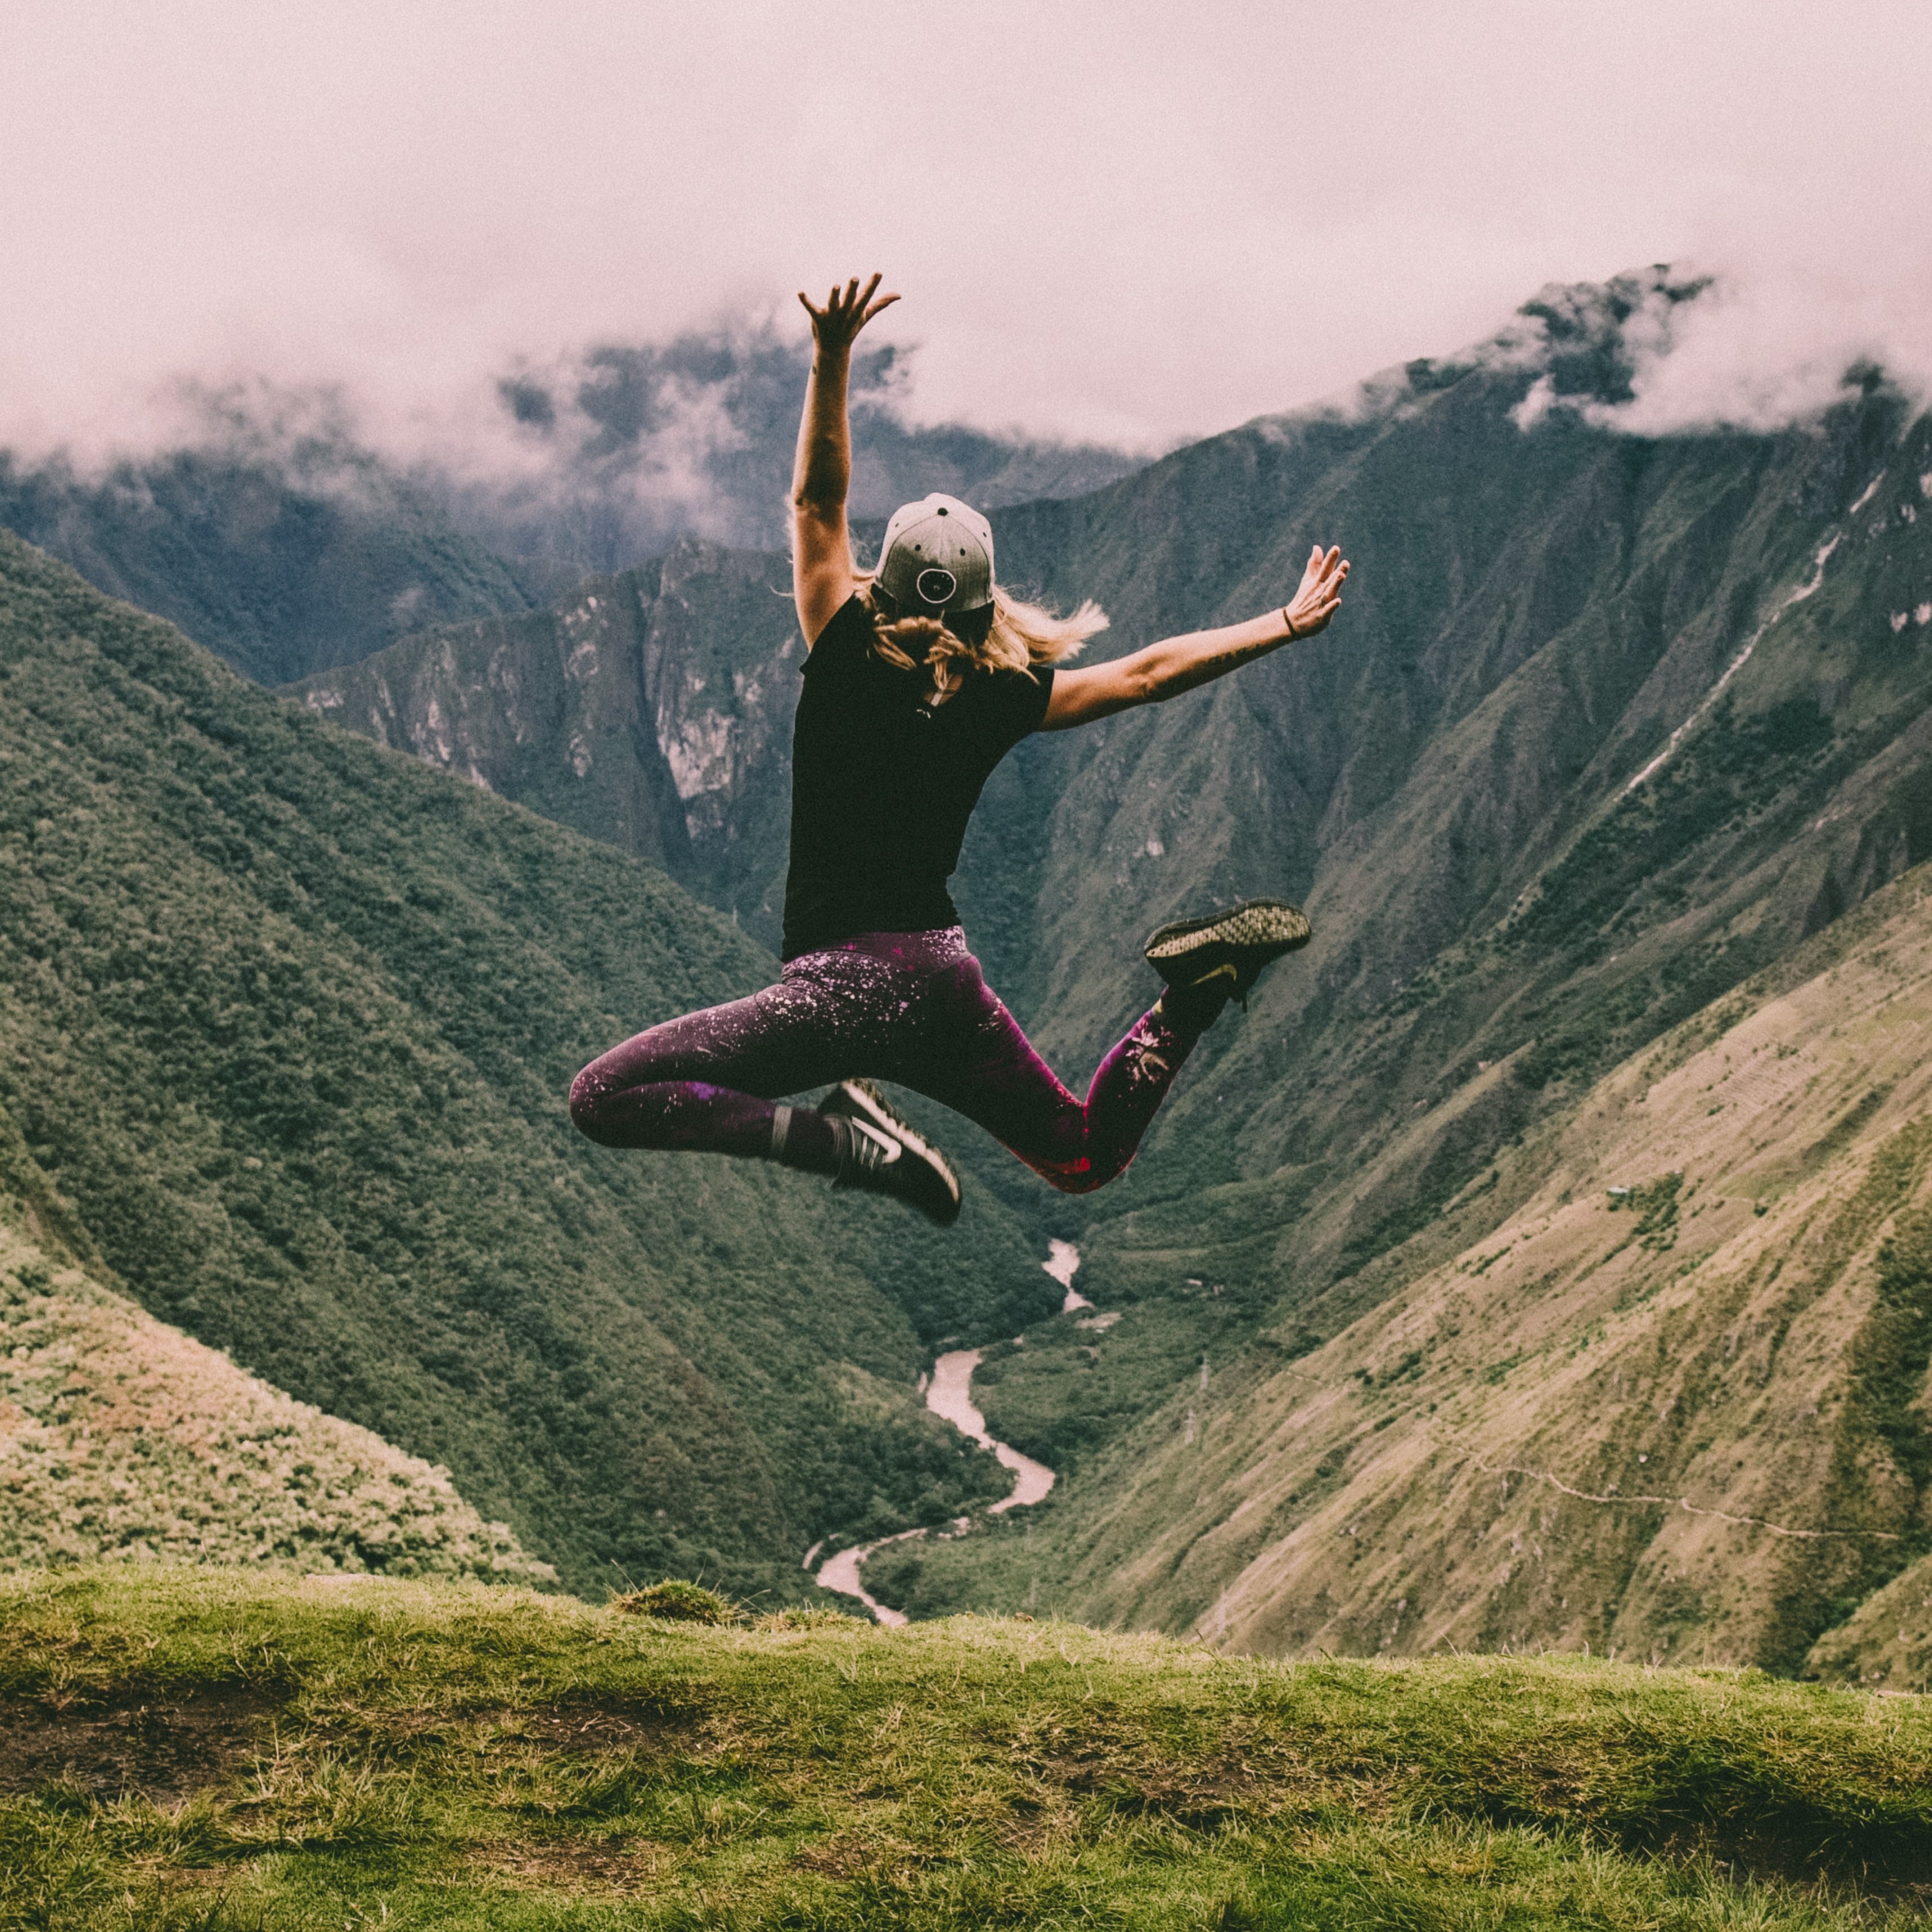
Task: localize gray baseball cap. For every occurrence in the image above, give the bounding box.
[876,493,995,615]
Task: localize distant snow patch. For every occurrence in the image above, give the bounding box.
[1850,475,1884,514]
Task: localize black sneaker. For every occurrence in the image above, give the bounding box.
[820,1079,962,1227]
[1143,898,1312,1006]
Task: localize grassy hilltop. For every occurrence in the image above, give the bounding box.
[2,1569,1929,1930]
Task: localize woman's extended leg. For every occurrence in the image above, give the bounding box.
[568,974,852,1166]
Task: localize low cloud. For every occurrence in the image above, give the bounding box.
[1506,267,1932,438]
[3,2,1929,506]
[0,323,1143,580]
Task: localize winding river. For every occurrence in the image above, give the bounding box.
[812,1243,1086,1624]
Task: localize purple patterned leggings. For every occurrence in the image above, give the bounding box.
[568,926,1219,1194]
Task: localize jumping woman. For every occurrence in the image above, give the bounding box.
[570,274,1349,1224]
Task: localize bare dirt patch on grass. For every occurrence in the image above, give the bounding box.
[470,1835,675,1894]
[0,1685,278,1802]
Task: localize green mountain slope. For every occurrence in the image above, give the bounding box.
[882,862,1932,1674]
[0,1104,548,1580]
[1811,1547,1932,1691]
[0,528,1061,1598]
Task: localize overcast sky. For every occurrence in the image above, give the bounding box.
[3,0,1928,461]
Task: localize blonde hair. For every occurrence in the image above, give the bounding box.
[857,574,1107,704]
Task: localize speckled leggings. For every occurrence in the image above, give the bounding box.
[567,926,1223,1194]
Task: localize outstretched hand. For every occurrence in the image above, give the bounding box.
[798,274,900,355]
[1284,544,1349,638]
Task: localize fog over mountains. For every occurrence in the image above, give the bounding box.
[0,325,1142,686]
[5,269,1932,1680]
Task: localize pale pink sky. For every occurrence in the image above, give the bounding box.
[2,0,1928,459]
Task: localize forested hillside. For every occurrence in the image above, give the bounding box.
[0,529,1061,1598]
[0,1102,548,1580]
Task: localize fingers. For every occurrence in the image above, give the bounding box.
[804,276,897,334]
[1283,544,1349,638]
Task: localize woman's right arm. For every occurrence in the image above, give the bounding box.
[1041,544,1348,729]
[792,274,898,646]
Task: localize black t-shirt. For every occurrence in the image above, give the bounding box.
[781,595,1054,959]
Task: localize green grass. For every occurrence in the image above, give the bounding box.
[2,1570,1928,1930]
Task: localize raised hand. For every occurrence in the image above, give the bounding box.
[798,274,900,356]
[1284,544,1349,639]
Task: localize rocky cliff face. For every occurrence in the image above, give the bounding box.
[287,540,800,947]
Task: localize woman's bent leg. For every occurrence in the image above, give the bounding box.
[912,962,1230,1194]
[568,975,854,1171]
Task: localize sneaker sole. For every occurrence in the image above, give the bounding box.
[824,1079,962,1224]
[1143,898,1311,968]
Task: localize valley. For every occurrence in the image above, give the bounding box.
[4,270,1932,1680]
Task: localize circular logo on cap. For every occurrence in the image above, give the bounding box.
[915,566,957,606]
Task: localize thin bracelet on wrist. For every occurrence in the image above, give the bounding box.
[1281,607,1299,640]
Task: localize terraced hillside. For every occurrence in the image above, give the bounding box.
[881,862,1932,1677]
[0,529,1058,1599]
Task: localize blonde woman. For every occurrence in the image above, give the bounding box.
[571,275,1349,1224]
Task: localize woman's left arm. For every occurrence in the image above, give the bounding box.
[1040,543,1348,730]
